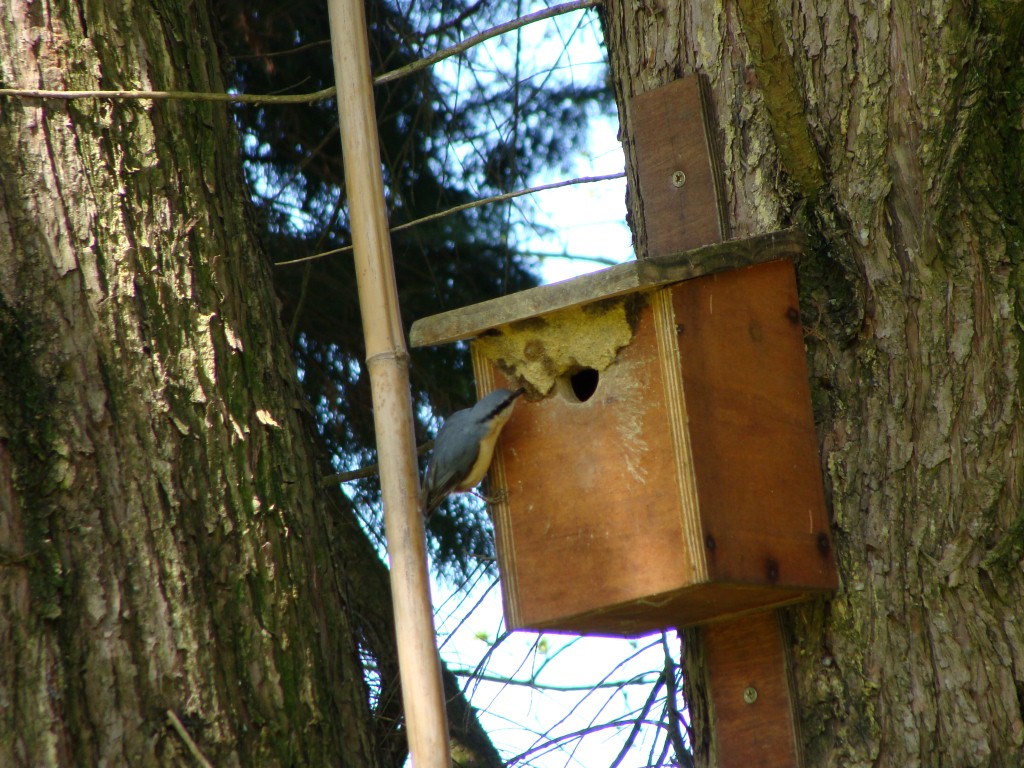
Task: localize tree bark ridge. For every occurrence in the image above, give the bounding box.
[0,1,379,764]
[600,1,1024,764]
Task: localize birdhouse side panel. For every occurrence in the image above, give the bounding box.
[671,260,836,591]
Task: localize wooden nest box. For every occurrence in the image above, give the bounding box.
[411,233,836,636]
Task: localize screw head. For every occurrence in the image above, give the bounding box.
[743,686,758,704]
[671,170,686,187]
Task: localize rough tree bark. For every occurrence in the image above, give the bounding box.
[602,1,1024,765]
[0,1,381,765]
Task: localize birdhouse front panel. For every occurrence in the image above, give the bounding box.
[471,257,836,636]
[474,293,706,632]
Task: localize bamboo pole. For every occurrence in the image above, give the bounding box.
[325,0,451,765]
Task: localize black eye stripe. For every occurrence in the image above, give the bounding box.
[481,387,525,422]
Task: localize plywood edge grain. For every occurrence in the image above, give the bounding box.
[703,612,803,767]
[471,349,524,627]
[652,288,708,585]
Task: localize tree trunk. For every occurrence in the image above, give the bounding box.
[0,1,380,765]
[602,1,1024,765]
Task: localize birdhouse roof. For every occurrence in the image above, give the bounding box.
[409,229,805,348]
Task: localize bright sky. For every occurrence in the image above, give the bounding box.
[525,113,634,283]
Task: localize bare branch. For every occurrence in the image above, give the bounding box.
[449,668,660,692]
[0,85,335,105]
[518,250,624,267]
[231,39,332,60]
[507,718,668,766]
[609,671,666,768]
[274,172,626,267]
[373,0,603,86]
[166,710,214,768]
[322,440,433,486]
[0,0,602,105]
[662,633,694,768]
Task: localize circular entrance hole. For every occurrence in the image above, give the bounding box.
[562,367,599,403]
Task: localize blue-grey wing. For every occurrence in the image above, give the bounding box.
[421,411,481,514]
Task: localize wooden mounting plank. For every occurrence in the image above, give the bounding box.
[409,229,805,348]
[704,612,802,768]
[631,75,729,256]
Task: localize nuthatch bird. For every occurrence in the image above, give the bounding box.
[420,387,526,516]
